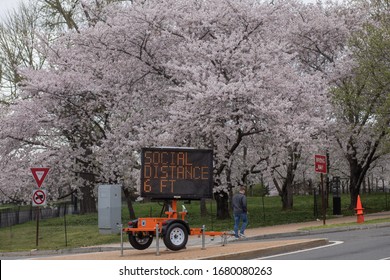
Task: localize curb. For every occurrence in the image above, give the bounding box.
[199,239,329,260]
[249,221,390,240]
[0,246,128,258]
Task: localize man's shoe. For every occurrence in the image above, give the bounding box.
[239,233,246,238]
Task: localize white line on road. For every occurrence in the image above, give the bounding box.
[380,256,390,260]
[255,240,344,259]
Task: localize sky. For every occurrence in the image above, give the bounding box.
[0,0,25,21]
[0,0,319,22]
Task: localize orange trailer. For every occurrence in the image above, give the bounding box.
[123,200,229,251]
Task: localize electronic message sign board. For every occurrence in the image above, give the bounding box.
[140,147,213,200]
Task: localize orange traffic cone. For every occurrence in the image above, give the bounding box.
[354,195,364,223]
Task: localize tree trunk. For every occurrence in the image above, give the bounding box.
[200,198,207,217]
[79,183,97,214]
[214,191,230,220]
[77,146,97,214]
[280,179,294,210]
[123,187,136,219]
[280,159,296,210]
[343,132,385,209]
[349,159,363,210]
[274,145,300,210]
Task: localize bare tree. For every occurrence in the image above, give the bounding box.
[0,1,47,101]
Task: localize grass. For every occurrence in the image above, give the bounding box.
[1,192,389,252]
[0,214,121,251]
[300,217,390,231]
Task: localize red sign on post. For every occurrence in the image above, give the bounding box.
[31,168,50,188]
[314,155,327,174]
[32,189,47,206]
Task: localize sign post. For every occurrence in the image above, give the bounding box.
[30,167,50,247]
[315,155,327,225]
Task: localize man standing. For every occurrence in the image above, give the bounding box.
[232,185,248,239]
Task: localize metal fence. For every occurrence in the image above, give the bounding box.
[0,204,78,228]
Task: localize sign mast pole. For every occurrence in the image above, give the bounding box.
[36,207,39,247]
[31,167,50,248]
[315,155,327,225]
[321,173,326,225]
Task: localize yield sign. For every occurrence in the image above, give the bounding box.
[31,167,50,188]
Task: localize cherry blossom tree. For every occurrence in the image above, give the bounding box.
[137,0,342,213]
[266,0,369,210]
[0,0,132,213]
[330,0,390,209]
[2,0,387,220]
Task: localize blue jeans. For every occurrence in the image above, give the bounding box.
[233,212,248,237]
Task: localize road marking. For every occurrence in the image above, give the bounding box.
[255,240,344,259]
[380,256,390,260]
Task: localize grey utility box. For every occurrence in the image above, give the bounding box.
[98,184,122,234]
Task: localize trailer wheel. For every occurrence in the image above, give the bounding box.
[128,232,153,250]
[163,223,188,251]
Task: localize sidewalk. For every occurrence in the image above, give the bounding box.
[2,211,390,260]
[244,210,390,239]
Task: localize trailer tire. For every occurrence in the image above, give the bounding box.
[163,222,188,251]
[128,232,153,250]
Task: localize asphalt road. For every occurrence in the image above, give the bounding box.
[257,226,390,260]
